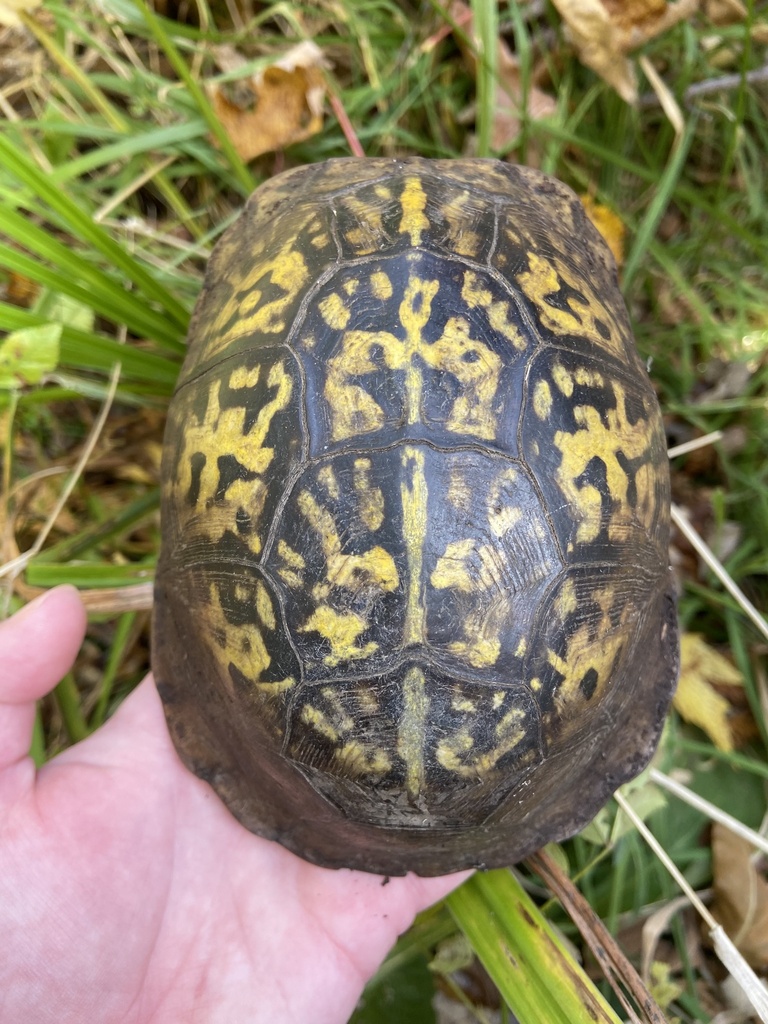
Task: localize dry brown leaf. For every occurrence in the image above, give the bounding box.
[210,41,328,162]
[673,633,744,751]
[703,0,748,25]
[551,0,699,102]
[449,1,557,157]
[711,823,768,967]
[580,196,626,264]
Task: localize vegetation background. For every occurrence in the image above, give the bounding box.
[1,1,767,1021]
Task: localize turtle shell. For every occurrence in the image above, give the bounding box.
[153,158,678,876]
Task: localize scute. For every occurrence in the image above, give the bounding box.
[153,157,679,876]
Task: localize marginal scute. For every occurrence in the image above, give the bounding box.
[154,157,678,877]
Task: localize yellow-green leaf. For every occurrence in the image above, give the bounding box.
[0,323,61,389]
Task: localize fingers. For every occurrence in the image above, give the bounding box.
[0,586,86,772]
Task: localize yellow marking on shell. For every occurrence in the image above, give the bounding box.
[229,365,261,389]
[488,468,522,536]
[575,365,604,388]
[397,667,428,800]
[553,620,624,719]
[311,231,330,248]
[547,649,569,676]
[452,695,477,713]
[462,270,527,352]
[437,708,527,776]
[301,691,391,776]
[336,741,392,775]
[431,539,477,593]
[298,489,398,596]
[530,677,541,691]
[399,276,440,424]
[554,380,654,544]
[533,379,552,420]
[319,292,351,330]
[436,317,502,440]
[234,582,250,603]
[206,584,270,687]
[432,466,529,669]
[323,273,501,443]
[343,278,359,296]
[515,251,623,356]
[353,458,384,532]
[300,605,378,666]
[278,540,305,569]
[341,195,385,255]
[301,704,340,742]
[442,192,481,257]
[324,329,389,440]
[318,465,340,500]
[255,677,295,695]
[321,688,355,731]
[370,271,393,300]
[375,185,392,200]
[515,638,527,657]
[399,176,429,245]
[300,332,315,349]
[492,691,506,709]
[401,446,428,646]
[205,584,293,729]
[297,488,398,663]
[205,236,310,357]
[276,540,305,587]
[173,361,292,552]
[552,362,573,397]
[555,578,578,620]
[256,582,276,630]
[594,583,617,633]
[429,536,506,665]
[358,690,379,714]
[447,466,471,511]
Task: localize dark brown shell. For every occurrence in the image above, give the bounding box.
[153,158,678,876]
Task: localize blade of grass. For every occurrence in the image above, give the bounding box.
[447,871,623,1024]
[134,0,255,195]
[92,611,139,728]
[0,134,190,330]
[0,209,184,349]
[0,241,180,351]
[621,118,697,291]
[472,0,499,157]
[19,10,204,239]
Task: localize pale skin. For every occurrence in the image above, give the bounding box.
[0,586,469,1024]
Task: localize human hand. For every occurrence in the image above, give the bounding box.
[0,587,468,1024]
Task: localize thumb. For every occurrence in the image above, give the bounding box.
[0,586,87,772]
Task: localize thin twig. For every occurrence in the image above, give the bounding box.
[527,849,667,1024]
[639,64,768,109]
[615,792,768,1024]
[671,504,768,642]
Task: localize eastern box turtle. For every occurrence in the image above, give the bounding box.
[153,158,679,876]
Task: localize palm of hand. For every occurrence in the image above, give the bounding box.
[0,588,466,1024]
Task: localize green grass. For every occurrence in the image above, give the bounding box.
[1,1,767,1021]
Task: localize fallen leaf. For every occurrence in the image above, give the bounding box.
[711,823,768,967]
[551,0,699,103]
[210,41,328,162]
[580,195,626,264]
[673,633,744,751]
[0,0,40,27]
[0,323,60,389]
[703,0,747,25]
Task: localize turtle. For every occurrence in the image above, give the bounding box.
[152,157,679,877]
